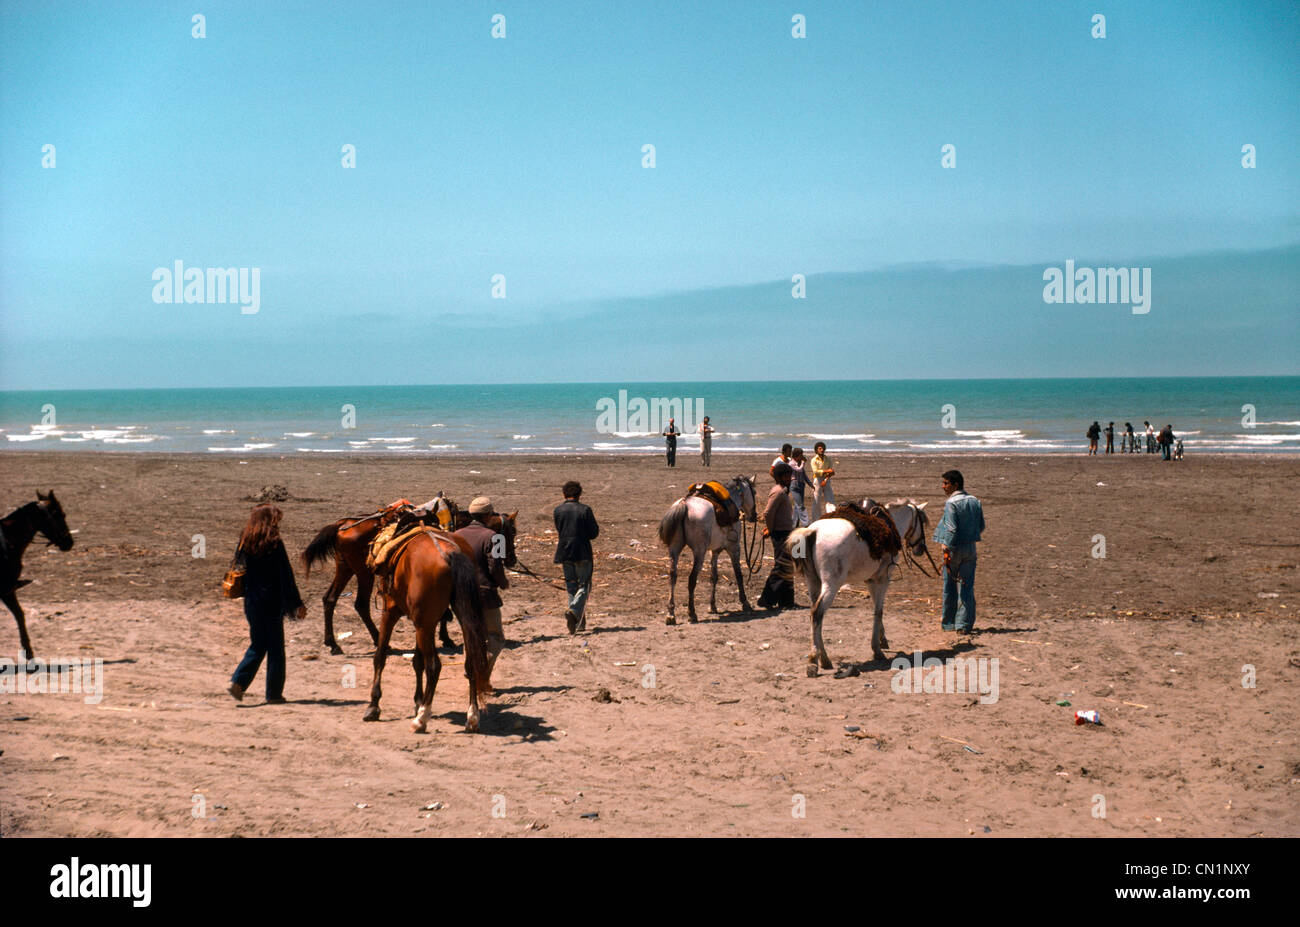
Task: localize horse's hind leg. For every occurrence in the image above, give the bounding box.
[666,546,681,625]
[411,623,440,734]
[686,550,703,623]
[437,608,458,651]
[867,578,890,660]
[708,550,721,614]
[355,571,380,647]
[322,563,353,654]
[2,591,34,664]
[363,605,399,722]
[411,645,425,715]
[809,583,837,669]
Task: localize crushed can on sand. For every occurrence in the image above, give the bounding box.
[1075,709,1102,725]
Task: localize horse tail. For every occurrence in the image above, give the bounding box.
[302,522,341,577]
[447,549,491,706]
[658,500,688,546]
[786,526,817,579]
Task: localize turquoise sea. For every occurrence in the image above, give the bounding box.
[1,378,1297,455]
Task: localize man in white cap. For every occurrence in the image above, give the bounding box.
[454,496,509,677]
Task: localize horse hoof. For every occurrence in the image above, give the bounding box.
[328,645,343,656]
[665,616,677,626]
[819,655,833,670]
[688,615,698,624]
[410,720,426,733]
[465,717,480,734]
[362,707,380,722]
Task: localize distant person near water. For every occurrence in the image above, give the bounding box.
[1087,421,1101,455]
[1104,422,1115,454]
[553,481,599,634]
[1158,424,1176,461]
[1123,422,1136,453]
[228,504,305,704]
[770,443,792,475]
[810,442,835,515]
[1144,421,1156,453]
[662,418,680,467]
[698,416,714,467]
[933,469,985,636]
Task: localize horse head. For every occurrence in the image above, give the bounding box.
[887,499,930,557]
[495,511,519,567]
[729,475,759,522]
[35,490,73,551]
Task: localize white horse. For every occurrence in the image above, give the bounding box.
[785,500,931,668]
[657,475,758,624]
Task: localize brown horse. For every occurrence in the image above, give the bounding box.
[2,491,75,662]
[302,498,517,654]
[362,528,492,733]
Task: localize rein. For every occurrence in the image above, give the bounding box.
[897,503,939,577]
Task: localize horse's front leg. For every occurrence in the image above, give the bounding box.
[666,546,680,625]
[727,542,752,612]
[2,590,34,665]
[708,550,721,613]
[363,603,399,722]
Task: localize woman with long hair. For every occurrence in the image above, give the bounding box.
[228,504,305,704]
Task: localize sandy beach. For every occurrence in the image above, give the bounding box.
[1,450,1297,837]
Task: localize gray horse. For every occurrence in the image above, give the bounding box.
[657,475,758,624]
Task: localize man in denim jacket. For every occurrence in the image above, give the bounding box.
[932,469,985,634]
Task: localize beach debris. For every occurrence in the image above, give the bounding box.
[1096,482,1106,487]
[759,642,771,651]
[1259,592,1280,598]
[963,745,982,755]
[628,539,646,551]
[250,484,290,502]
[524,820,548,831]
[580,812,599,820]
[354,802,369,809]
[338,631,353,639]
[52,753,70,761]
[608,553,627,560]
[833,664,860,678]
[591,687,617,703]
[613,661,636,667]
[1055,699,1071,707]
[421,801,445,811]
[844,724,861,733]
[1075,710,1102,725]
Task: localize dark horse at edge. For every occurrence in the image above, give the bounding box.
[2,491,75,662]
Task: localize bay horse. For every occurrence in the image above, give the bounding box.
[362,528,492,733]
[302,497,517,654]
[785,500,931,668]
[657,475,758,623]
[2,491,75,662]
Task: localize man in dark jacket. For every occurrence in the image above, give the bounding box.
[757,463,796,609]
[554,481,600,633]
[454,496,509,674]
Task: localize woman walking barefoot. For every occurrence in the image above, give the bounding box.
[228,504,306,704]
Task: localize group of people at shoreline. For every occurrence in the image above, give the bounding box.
[1087,420,1182,459]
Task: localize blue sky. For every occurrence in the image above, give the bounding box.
[1,0,1297,388]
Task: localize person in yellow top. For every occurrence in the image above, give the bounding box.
[810,441,835,516]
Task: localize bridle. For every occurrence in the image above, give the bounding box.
[895,502,939,577]
[732,476,765,575]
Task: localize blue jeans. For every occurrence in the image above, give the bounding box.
[562,560,593,621]
[232,608,286,699]
[941,549,977,631]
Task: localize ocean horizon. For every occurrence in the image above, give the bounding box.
[2,377,1298,456]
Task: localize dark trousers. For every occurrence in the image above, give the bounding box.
[759,529,795,607]
[232,607,286,699]
[666,439,677,466]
